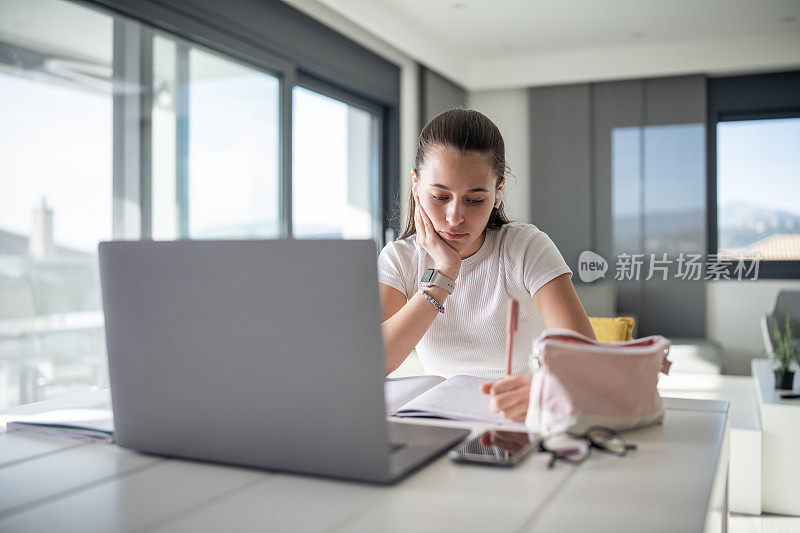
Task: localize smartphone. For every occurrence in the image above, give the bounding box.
[448,429,537,467]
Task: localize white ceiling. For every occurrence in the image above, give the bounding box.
[373,0,798,57]
[316,0,800,90]
[2,0,798,91]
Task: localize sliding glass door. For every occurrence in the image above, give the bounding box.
[0,0,387,408]
[151,37,280,240]
[292,86,381,240]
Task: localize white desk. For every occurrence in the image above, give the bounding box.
[752,358,800,516]
[658,373,761,515]
[0,392,728,532]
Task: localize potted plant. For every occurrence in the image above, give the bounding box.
[772,314,796,390]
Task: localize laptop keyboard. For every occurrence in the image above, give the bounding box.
[388,441,406,453]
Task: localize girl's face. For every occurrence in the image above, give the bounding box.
[415,145,502,258]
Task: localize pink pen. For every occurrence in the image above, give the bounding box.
[505,299,519,376]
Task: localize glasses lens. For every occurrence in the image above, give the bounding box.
[542,434,589,463]
[586,427,627,455]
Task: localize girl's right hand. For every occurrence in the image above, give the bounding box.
[414,190,461,280]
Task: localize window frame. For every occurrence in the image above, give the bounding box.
[706,72,800,280]
[82,0,400,244]
[147,31,286,240]
[293,73,384,243]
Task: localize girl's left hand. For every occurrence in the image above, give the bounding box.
[480,375,531,422]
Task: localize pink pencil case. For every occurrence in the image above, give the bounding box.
[525,328,672,435]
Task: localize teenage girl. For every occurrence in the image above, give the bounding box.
[378,108,596,422]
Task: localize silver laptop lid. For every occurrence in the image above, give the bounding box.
[99,239,391,481]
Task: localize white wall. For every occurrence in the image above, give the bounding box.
[467,89,530,223]
[707,280,800,375]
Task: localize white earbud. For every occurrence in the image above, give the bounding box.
[494,189,504,209]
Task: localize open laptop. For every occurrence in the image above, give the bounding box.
[98,239,468,484]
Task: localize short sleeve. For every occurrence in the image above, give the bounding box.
[378,241,410,297]
[505,225,573,296]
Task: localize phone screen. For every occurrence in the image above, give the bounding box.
[448,430,536,467]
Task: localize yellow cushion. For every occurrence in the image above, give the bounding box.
[589,316,635,342]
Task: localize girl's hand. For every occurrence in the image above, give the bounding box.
[480,375,531,422]
[414,190,461,279]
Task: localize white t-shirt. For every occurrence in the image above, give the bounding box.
[378,223,573,379]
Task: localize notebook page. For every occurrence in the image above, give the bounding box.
[1,396,114,443]
[5,422,113,443]
[384,375,446,413]
[392,375,521,425]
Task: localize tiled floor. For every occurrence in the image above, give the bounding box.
[730,513,800,533]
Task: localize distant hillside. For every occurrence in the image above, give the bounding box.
[611,203,800,252]
[613,208,705,252]
[718,202,800,248]
[192,219,350,239]
[0,228,92,258]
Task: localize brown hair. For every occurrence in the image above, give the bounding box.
[398,108,511,239]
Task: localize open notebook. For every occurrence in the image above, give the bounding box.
[0,396,114,443]
[384,375,522,425]
[1,375,517,444]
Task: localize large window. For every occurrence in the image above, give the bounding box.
[292,86,380,240]
[716,118,800,260]
[151,37,281,239]
[708,72,800,278]
[0,0,390,408]
[0,0,113,408]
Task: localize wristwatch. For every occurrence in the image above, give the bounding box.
[420,268,456,294]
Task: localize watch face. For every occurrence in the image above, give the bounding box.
[421,269,435,283]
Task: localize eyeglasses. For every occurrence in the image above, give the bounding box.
[538,426,637,469]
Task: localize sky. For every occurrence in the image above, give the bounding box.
[717,117,800,215]
[0,72,112,253]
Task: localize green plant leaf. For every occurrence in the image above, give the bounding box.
[772,314,795,374]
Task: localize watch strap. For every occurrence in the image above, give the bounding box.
[420,268,456,294]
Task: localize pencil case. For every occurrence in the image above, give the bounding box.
[525,328,672,435]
